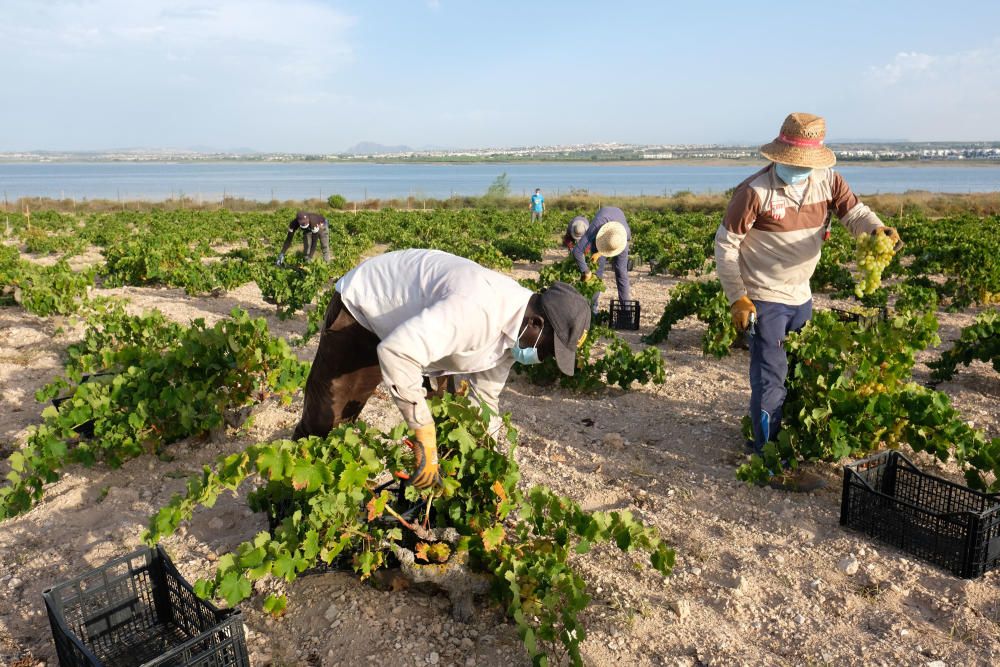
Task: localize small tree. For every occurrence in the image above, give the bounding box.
[484,172,511,200]
[327,194,347,209]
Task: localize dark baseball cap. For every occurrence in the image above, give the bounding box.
[538,281,591,376]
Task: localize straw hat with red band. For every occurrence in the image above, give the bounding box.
[759,112,837,169]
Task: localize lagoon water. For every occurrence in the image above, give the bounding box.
[1,161,998,202]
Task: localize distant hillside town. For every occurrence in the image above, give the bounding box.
[2,141,999,163]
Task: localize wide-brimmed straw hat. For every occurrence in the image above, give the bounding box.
[759,113,836,169]
[595,221,627,257]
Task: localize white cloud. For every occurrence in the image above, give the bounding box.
[3,1,356,88]
[866,43,1000,87]
[867,51,936,86]
[858,42,1000,140]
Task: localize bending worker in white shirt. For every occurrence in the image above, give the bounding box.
[292,248,592,489]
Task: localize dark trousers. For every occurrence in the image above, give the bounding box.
[592,250,631,314]
[293,292,382,439]
[748,299,812,452]
[293,292,450,439]
[304,226,331,262]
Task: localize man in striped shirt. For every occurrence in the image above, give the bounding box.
[714,112,901,458]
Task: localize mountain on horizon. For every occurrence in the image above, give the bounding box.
[345,141,413,155]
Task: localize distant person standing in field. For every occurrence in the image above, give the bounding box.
[276,210,330,265]
[715,112,900,461]
[530,188,545,223]
[570,207,631,315]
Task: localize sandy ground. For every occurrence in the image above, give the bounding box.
[0,249,998,667]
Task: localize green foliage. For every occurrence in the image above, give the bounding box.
[895,213,1000,309]
[0,303,309,519]
[643,280,737,357]
[629,213,717,277]
[516,325,665,392]
[0,248,93,316]
[484,172,512,200]
[327,194,348,209]
[254,257,339,319]
[809,225,855,294]
[929,309,1000,382]
[736,310,1000,491]
[22,227,87,256]
[143,395,674,666]
[520,256,604,300]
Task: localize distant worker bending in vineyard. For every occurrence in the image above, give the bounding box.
[530,188,545,223]
[276,210,330,265]
[292,248,591,488]
[715,112,901,461]
[567,206,632,315]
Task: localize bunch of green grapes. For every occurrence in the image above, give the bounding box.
[854,232,896,298]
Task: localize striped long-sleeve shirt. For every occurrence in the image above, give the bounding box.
[714,164,884,306]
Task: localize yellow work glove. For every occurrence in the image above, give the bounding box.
[873,226,903,252]
[730,295,757,333]
[409,423,441,489]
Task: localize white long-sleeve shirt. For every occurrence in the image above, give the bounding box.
[335,249,532,428]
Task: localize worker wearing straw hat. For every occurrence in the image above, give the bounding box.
[570,206,632,315]
[715,112,901,463]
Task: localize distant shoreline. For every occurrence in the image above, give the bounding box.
[1,158,998,169]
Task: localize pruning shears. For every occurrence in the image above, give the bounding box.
[821,210,834,242]
[745,312,757,338]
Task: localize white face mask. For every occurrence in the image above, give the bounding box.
[511,324,543,365]
[775,163,812,185]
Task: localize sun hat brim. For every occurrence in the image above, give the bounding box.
[595,222,627,257]
[760,139,836,169]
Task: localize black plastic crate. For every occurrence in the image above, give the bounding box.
[828,306,889,329]
[43,545,249,667]
[50,373,116,439]
[608,299,641,330]
[840,451,1000,579]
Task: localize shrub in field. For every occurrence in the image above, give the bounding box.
[520,256,604,301]
[327,194,348,209]
[517,325,665,392]
[737,309,1000,491]
[628,213,717,277]
[1,247,93,316]
[144,395,675,666]
[643,280,737,357]
[253,257,340,319]
[929,309,1000,382]
[896,213,1000,309]
[0,302,309,519]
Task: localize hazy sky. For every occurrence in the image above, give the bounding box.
[3,1,999,152]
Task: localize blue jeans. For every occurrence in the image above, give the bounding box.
[748,299,812,452]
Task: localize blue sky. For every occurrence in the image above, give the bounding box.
[2,1,998,151]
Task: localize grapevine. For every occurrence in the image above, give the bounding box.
[643,280,738,357]
[929,309,1000,382]
[736,310,1000,491]
[516,325,666,392]
[143,394,675,666]
[0,303,309,519]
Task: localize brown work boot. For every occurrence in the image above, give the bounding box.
[768,468,828,493]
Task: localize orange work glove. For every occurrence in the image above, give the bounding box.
[409,423,441,489]
[873,226,903,252]
[730,295,757,333]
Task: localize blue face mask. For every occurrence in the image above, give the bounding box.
[775,163,812,185]
[512,324,543,365]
